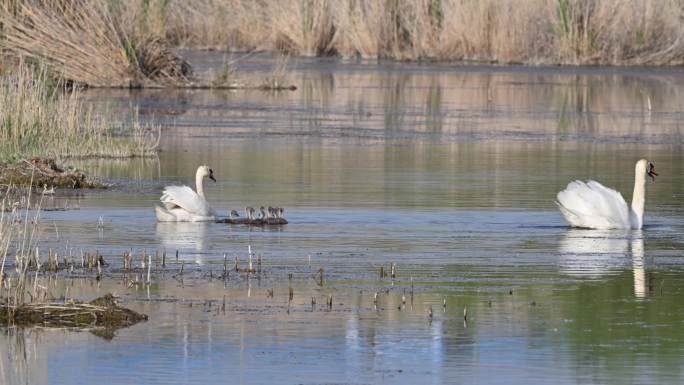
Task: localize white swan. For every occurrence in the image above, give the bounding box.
[556,159,657,230]
[155,165,217,222]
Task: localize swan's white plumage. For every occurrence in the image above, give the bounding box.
[556,180,630,229]
[160,185,213,216]
[155,205,215,222]
[556,159,654,230]
[155,166,216,222]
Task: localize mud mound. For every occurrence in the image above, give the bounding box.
[0,158,106,188]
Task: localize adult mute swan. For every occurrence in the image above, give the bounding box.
[155,165,217,222]
[556,159,657,230]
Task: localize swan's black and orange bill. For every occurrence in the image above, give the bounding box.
[209,169,216,182]
[647,162,657,181]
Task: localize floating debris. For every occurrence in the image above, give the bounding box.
[0,294,147,331]
[0,158,107,189]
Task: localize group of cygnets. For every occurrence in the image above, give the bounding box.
[231,206,284,220]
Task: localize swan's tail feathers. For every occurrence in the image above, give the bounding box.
[556,199,584,228]
[155,206,176,222]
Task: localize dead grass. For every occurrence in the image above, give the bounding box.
[0,63,160,163]
[0,0,191,87]
[0,294,148,330]
[153,0,684,66]
[0,179,41,307]
[269,0,335,56]
[2,0,681,87]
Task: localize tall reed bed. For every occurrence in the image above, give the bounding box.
[0,63,159,163]
[0,0,190,87]
[152,0,684,65]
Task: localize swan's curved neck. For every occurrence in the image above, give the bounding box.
[196,169,205,199]
[630,167,646,229]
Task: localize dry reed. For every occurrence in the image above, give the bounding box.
[261,54,292,90]
[0,0,191,87]
[0,180,42,307]
[0,63,159,162]
[150,0,684,66]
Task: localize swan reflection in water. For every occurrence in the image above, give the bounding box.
[559,229,648,298]
[155,221,210,265]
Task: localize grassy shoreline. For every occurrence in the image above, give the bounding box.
[0,63,159,164]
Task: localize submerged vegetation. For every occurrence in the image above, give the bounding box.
[0,63,159,163]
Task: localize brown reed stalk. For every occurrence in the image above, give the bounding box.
[154,0,684,66]
[0,0,191,87]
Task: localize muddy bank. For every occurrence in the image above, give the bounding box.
[0,158,106,189]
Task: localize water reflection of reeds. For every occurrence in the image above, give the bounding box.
[90,56,684,144]
[66,157,161,181]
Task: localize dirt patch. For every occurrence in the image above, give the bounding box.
[0,158,106,189]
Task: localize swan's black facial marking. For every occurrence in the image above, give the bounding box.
[647,162,657,181]
[209,168,216,182]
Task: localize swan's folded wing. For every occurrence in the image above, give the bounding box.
[585,180,630,226]
[160,185,212,216]
[556,180,630,229]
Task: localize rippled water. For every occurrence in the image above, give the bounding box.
[2,54,684,385]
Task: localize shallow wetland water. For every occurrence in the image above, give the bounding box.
[2,54,684,384]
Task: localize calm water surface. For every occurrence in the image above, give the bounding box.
[2,54,684,385]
